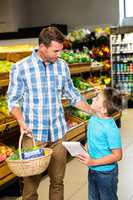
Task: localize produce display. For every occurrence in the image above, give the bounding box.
[0,96,9,117]
[0,143,13,162]
[85,75,111,88]
[91,45,110,61]
[0,112,6,124]
[0,60,14,73]
[66,107,91,121]
[0,44,37,53]
[66,29,89,44]
[72,77,94,92]
[61,49,91,64]
[64,27,111,72]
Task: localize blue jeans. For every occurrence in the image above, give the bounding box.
[88,166,118,200]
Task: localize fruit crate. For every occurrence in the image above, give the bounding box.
[69,63,91,75]
[0,161,12,180]
[0,53,7,60]
[0,115,18,133]
[0,161,16,187]
[64,115,86,141]
[0,125,20,149]
[0,72,9,80]
[6,51,31,62]
[0,116,20,147]
[0,72,9,87]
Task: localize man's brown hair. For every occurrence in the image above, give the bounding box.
[39,26,65,47]
[103,87,122,116]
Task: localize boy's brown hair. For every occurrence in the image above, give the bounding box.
[103,87,122,116]
[39,26,65,47]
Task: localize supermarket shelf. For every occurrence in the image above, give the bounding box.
[0,161,13,180]
[0,79,9,87]
[69,63,108,75]
[0,173,16,187]
[0,72,9,79]
[70,132,86,141]
[112,42,133,45]
[0,72,9,87]
[0,161,16,187]
[116,80,133,83]
[113,72,133,75]
[89,65,104,71]
[0,51,31,62]
[0,117,18,132]
[69,63,91,74]
[64,116,86,141]
[110,26,133,35]
[112,52,133,54]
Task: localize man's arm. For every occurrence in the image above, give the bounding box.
[7,64,30,135]
[11,106,25,127]
[74,100,95,115]
[11,106,31,135]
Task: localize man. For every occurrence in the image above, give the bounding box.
[7,27,92,200]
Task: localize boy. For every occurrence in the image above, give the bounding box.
[77,87,122,200]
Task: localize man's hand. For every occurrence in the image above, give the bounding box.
[10,107,32,137]
[18,120,32,137]
[75,100,95,115]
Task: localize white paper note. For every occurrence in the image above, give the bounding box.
[62,141,89,157]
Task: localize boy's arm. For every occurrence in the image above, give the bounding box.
[77,148,122,166]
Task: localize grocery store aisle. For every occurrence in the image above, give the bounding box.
[118,109,133,200]
[1,109,133,200]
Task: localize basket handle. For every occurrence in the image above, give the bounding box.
[19,132,36,160]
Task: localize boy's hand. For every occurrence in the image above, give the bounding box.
[76,154,94,166]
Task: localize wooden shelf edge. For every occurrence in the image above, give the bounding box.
[0,173,16,187]
[0,79,9,87]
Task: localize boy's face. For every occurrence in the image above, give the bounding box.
[91,92,107,115]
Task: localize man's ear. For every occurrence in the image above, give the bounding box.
[40,43,46,49]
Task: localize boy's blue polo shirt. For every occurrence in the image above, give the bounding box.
[87,115,122,171]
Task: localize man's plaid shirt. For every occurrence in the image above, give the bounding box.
[7,50,82,142]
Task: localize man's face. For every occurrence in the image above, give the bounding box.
[39,41,63,63]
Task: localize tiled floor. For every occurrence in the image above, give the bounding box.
[1,109,133,200]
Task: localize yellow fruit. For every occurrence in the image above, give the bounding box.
[44,149,49,156]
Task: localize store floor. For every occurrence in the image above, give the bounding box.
[1,109,133,200]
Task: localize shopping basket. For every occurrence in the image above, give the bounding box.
[6,133,53,177]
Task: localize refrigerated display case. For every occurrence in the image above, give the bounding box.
[110,27,133,100]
